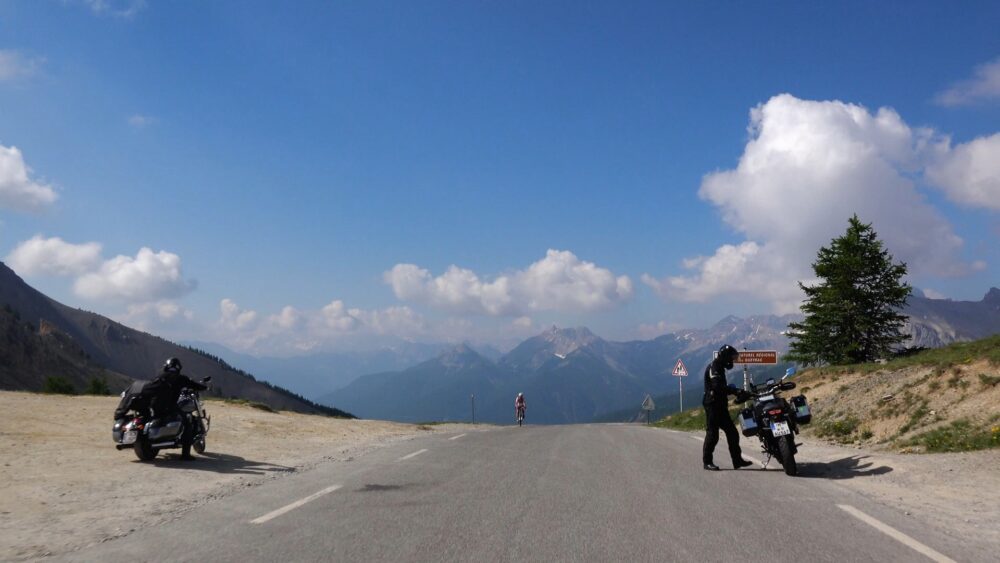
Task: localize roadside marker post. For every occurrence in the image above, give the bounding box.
[672,359,688,412]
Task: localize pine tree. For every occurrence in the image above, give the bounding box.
[787,215,912,365]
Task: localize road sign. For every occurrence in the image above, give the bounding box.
[641,394,655,411]
[671,359,688,377]
[737,350,778,364]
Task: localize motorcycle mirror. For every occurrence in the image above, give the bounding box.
[202,376,212,383]
[782,367,796,380]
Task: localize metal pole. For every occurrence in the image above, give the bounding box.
[471,394,475,425]
[680,377,683,412]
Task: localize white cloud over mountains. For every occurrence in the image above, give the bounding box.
[6,235,102,276]
[213,298,426,353]
[6,236,196,304]
[644,94,995,314]
[385,249,633,316]
[935,56,1000,107]
[0,143,58,212]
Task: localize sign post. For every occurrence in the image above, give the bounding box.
[672,359,688,412]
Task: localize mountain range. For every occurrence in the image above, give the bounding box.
[321,289,1000,424]
[0,262,348,416]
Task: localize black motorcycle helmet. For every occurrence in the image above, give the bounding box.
[717,344,739,369]
[163,357,183,374]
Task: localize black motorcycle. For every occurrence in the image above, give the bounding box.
[112,377,212,461]
[733,367,811,476]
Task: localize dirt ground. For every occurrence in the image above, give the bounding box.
[0,391,479,561]
[1,391,997,560]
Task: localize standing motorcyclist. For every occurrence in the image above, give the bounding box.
[702,344,754,471]
[141,357,207,460]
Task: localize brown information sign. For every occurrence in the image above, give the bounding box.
[737,350,778,364]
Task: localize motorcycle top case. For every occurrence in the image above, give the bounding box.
[792,395,811,424]
[739,407,758,437]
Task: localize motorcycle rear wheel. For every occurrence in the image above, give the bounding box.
[778,435,797,476]
[133,438,158,461]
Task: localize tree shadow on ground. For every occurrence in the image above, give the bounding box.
[132,451,296,476]
[796,455,893,479]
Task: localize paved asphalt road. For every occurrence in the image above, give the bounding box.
[58,424,986,562]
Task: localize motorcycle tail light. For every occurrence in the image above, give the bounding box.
[768,409,782,415]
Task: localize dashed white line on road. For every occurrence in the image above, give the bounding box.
[398,448,428,461]
[836,504,956,563]
[448,434,467,441]
[250,485,342,525]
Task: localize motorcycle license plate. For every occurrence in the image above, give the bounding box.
[122,430,137,445]
[770,421,791,437]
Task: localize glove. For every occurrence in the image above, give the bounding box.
[733,390,750,403]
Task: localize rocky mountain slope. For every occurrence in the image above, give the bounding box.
[0,262,347,415]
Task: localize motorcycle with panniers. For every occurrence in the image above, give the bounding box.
[732,367,811,476]
[112,377,212,461]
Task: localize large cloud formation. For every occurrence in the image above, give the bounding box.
[385,249,633,316]
[0,143,58,212]
[644,94,993,313]
[74,247,196,303]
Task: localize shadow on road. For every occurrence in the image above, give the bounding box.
[796,455,893,479]
[133,452,297,476]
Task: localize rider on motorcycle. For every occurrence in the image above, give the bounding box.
[515,392,526,419]
[141,358,207,460]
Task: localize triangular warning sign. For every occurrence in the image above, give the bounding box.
[672,359,688,377]
[641,394,655,410]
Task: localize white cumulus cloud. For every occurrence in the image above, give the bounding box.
[74,247,196,303]
[385,249,633,316]
[935,56,1000,107]
[5,235,103,276]
[0,143,58,212]
[926,133,1000,210]
[645,94,979,313]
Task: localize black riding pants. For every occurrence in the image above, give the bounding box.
[703,403,743,466]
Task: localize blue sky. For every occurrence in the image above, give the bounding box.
[1,1,998,354]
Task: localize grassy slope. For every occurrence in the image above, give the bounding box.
[653,335,1000,453]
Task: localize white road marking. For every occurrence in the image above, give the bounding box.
[448,434,467,441]
[398,448,428,461]
[689,435,705,442]
[250,485,342,525]
[837,504,956,563]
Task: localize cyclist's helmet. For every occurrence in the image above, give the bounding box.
[164,357,183,374]
[518,392,524,398]
[718,344,739,369]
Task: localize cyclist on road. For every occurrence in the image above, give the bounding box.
[515,392,526,422]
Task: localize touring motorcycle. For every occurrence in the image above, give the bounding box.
[112,377,212,461]
[733,367,811,476]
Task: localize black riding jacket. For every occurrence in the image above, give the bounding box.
[142,370,207,417]
[702,357,737,408]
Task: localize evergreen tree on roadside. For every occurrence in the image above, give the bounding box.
[786,215,912,365]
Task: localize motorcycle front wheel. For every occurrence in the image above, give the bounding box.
[193,437,206,454]
[778,435,797,476]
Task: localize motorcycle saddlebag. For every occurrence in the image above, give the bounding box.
[739,407,758,437]
[792,395,811,424]
[147,417,182,441]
